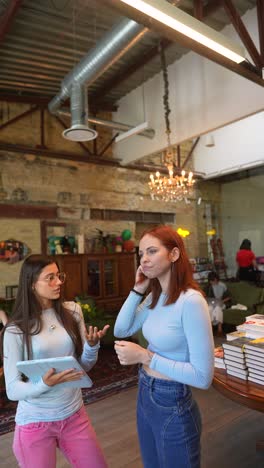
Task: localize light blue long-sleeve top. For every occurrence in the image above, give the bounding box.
[3,302,99,425]
[114,289,214,389]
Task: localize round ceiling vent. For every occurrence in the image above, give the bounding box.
[62,125,98,142]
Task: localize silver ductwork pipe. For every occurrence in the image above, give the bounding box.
[58,108,155,139]
[48,18,148,115]
[62,82,97,141]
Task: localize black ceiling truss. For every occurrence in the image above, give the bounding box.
[101,0,264,91]
[0,0,263,173]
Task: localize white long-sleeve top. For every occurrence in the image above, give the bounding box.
[3,302,99,425]
[114,289,214,389]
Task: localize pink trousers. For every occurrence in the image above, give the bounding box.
[13,405,108,468]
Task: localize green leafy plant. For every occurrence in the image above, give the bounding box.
[75,296,115,345]
[76,301,97,322]
[75,296,104,322]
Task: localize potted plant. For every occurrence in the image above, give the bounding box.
[75,296,115,346]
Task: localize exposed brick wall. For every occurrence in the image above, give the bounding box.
[0,219,40,297]
[0,103,113,158]
[0,101,221,295]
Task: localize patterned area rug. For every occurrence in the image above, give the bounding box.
[0,347,139,436]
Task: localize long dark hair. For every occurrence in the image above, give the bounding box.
[140,225,203,308]
[240,239,251,250]
[0,255,83,359]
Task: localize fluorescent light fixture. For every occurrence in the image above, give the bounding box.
[115,121,149,142]
[121,0,246,63]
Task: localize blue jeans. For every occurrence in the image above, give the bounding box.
[137,367,202,468]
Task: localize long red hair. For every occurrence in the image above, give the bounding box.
[140,225,203,308]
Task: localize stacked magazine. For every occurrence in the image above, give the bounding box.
[236,313,264,339]
[225,313,264,341]
[222,334,264,384]
[222,338,250,380]
[214,346,225,369]
[244,338,264,386]
[225,330,246,341]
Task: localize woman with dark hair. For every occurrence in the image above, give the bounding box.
[236,238,258,282]
[114,225,214,468]
[1,255,108,468]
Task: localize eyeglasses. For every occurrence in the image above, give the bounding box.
[39,272,66,285]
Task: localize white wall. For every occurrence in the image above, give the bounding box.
[113,7,264,167]
[193,112,264,176]
[221,175,264,276]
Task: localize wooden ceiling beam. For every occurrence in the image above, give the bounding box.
[0,0,23,43]
[177,145,181,168]
[222,0,263,69]
[203,0,223,18]
[182,137,200,169]
[126,161,204,178]
[0,142,121,167]
[94,0,223,105]
[257,0,264,65]
[0,94,50,106]
[97,0,263,105]
[193,0,203,21]
[0,105,39,132]
[39,108,46,148]
[96,0,223,104]
[0,93,117,112]
[0,141,196,175]
[102,0,264,88]
[98,133,119,158]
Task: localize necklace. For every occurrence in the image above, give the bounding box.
[49,324,56,332]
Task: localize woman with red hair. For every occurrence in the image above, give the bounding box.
[114,225,214,468]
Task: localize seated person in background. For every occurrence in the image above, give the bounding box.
[206,272,231,335]
[236,238,258,282]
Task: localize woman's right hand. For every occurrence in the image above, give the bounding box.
[134,265,150,294]
[0,309,8,326]
[43,368,85,387]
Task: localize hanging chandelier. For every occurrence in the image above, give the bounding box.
[148,44,195,202]
[149,149,195,202]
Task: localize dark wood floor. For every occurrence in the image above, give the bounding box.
[194,385,264,468]
[0,384,263,467]
[1,332,263,468]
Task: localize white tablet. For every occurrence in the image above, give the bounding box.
[16,356,93,388]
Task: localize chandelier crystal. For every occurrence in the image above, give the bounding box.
[148,43,195,203]
[149,167,195,202]
[149,148,195,202]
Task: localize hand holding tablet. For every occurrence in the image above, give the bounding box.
[16,356,93,388]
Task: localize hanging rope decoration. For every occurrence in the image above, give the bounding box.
[148,42,195,203]
[159,42,171,145]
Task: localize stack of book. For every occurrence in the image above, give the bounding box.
[244,338,264,386]
[222,338,249,380]
[226,330,246,341]
[236,314,264,339]
[214,346,225,369]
